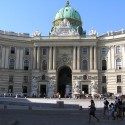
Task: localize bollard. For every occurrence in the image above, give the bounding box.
[56,101,64,108]
[4,105,7,109]
[79,106,82,110]
[28,106,32,110]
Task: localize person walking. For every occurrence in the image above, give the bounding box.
[88,99,99,122]
[103,98,109,116]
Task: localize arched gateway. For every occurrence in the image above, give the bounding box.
[58,66,72,97]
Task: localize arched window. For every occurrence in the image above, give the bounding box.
[24,60,29,70]
[81,60,88,70]
[9,59,15,69]
[42,60,47,70]
[116,58,122,69]
[102,60,107,70]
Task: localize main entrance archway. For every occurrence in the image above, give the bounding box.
[58,66,72,97]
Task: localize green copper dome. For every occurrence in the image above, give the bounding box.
[54,7,81,21]
[53,1,82,26]
[50,1,86,36]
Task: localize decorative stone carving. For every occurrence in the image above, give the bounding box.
[31,77,38,97]
[56,54,72,68]
[90,80,98,97]
[32,30,41,37]
[89,29,98,37]
[47,79,55,98]
[50,18,79,36]
[73,80,80,94]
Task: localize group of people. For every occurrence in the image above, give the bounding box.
[88,97,125,122]
[103,97,125,120]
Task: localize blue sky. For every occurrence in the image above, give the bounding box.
[0,0,125,36]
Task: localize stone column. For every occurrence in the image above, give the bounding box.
[16,47,20,69]
[5,46,9,69]
[122,45,125,68]
[73,46,76,70]
[33,47,37,69]
[19,48,23,69]
[90,46,93,70]
[77,46,80,70]
[111,46,115,69]
[37,47,40,70]
[107,46,111,69]
[49,47,52,70]
[53,46,56,70]
[1,46,6,68]
[94,46,97,70]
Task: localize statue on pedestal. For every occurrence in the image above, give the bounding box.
[90,80,98,98]
[47,79,54,98]
[31,77,38,97]
[73,80,81,99]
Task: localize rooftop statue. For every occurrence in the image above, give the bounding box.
[32,30,41,37]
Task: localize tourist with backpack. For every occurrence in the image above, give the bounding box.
[88,99,99,122]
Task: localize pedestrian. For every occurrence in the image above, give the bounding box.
[88,99,99,122]
[107,104,112,120]
[103,98,109,116]
[111,103,116,120]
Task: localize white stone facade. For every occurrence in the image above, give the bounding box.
[0,29,125,97]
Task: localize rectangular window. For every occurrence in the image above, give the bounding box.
[25,48,29,55]
[82,48,88,55]
[42,48,47,56]
[116,46,121,54]
[117,86,122,93]
[102,76,106,83]
[24,76,28,83]
[10,47,15,54]
[117,75,121,83]
[8,85,13,93]
[9,75,13,82]
[101,47,107,54]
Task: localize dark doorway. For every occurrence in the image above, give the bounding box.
[22,86,27,96]
[58,66,72,97]
[40,85,46,97]
[82,85,88,94]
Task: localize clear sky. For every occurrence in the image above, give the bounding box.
[0,0,125,36]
